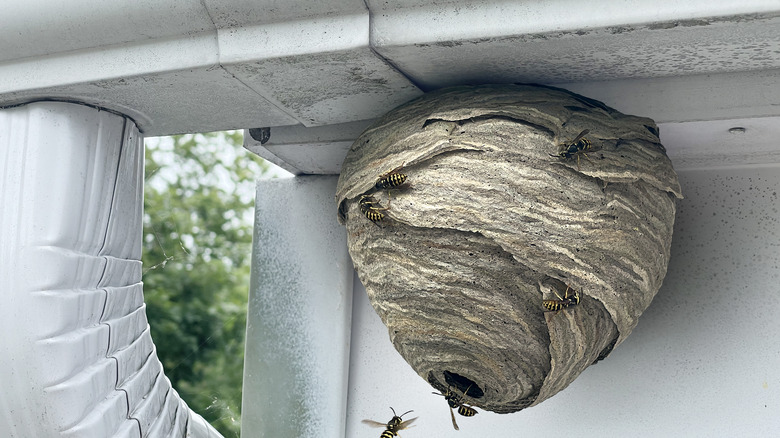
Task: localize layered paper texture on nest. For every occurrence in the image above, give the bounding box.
[336,84,682,413]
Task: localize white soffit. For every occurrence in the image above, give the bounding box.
[244,121,373,175]
[244,116,780,175]
[661,116,780,171]
[217,15,421,127]
[371,1,780,88]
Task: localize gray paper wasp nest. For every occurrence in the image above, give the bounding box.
[335,84,682,413]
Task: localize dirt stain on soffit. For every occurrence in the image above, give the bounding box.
[414,12,780,47]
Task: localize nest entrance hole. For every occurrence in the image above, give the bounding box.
[443,371,484,398]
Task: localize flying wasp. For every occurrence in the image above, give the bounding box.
[552,129,593,170]
[543,285,581,315]
[375,164,408,191]
[359,194,390,224]
[432,386,478,431]
[362,407,418,438]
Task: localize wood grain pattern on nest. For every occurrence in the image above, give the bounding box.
[336,84,682,414]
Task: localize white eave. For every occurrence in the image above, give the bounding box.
[2,0,780,172]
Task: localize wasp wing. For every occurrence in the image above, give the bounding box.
[361,419,389,428]
[396,416,418,431]
[570,129,590,144]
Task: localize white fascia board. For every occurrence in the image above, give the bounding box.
[204,0,368,28]
[218,14,370,63]
[0,32,220,95]
[0,0,215,63]
[0,0,366,62]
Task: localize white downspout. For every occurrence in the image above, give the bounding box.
[0,101,221,438]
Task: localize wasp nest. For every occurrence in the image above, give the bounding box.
[336,84,682,413]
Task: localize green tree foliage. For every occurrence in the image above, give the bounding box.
[142,131,270,437]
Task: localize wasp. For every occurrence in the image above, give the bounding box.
[432,387,478,431]
[375,164,408,191]
[552,129,593,170]
[359,194,390,224]
[543,285,581,315]
[362,407,418,437]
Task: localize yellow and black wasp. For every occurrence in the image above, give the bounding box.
[543,284,581,315]
[362,407,418,438]
[551,129,593,170]
[359,194,390,224]
[375,164,408,191]
[432,387,478,431]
